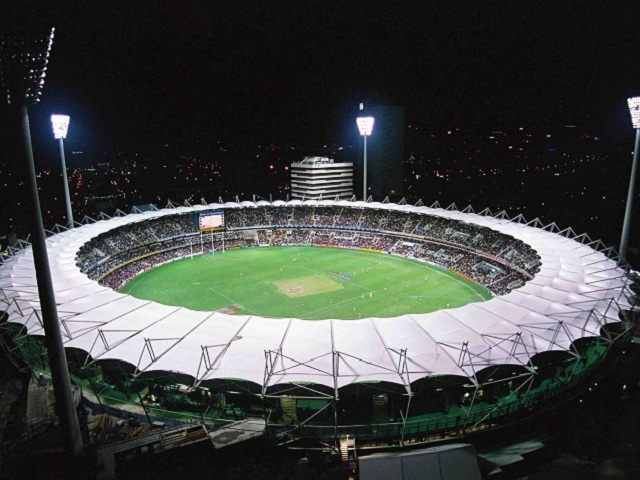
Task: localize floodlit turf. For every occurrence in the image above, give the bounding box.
[119,246,492,320]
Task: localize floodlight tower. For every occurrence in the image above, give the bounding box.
[0,28,83,455]
[51,114,74,228]
[619,97,640,265]
[356,116,374,201]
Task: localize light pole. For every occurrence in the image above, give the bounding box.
[51,114,73,229]
[0,28,83,456]
[356,116,374,201]
[619,97,640,265]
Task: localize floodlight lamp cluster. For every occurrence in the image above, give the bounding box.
[627,97,640,129]
[51,114,70,139]
[0,27,54,106]
[357,116,375,136]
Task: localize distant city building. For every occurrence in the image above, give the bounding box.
[357,105,405,200]
[290,156,353,200]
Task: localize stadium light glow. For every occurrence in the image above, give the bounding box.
[0,28,54,106]
[619,97,640,264]
[357,116,374,136]
[627,97,640,129]
[357,116,374,201]
[0,27,83,456]
[51,114,74,228]
[51,113,70,139]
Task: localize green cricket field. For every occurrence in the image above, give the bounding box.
[119,246,491,320]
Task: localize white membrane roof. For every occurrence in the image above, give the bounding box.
[0,202,631,390]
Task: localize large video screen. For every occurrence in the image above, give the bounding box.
[198,210,225,232]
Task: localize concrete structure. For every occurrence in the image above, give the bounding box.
[359,443,481,480]
[290,156,353,200]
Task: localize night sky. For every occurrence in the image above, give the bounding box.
[3,6,640,476]
[2,0,640,155]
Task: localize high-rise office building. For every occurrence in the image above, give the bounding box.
[290,156,353,200]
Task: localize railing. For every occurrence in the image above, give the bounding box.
[266,355,606,448]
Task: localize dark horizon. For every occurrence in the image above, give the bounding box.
[1,1,640,260]
[2,1,640,151]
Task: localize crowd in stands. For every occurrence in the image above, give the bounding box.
[100,246,192,290]
[76,214,199,269]
[76,206,541,296]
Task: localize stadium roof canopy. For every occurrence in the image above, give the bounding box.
[0,201,632,392]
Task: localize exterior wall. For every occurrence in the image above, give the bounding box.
[290,161,353,200]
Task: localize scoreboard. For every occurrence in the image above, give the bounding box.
[198,210,225,232]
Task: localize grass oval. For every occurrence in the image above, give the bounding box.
[119,246,492,320]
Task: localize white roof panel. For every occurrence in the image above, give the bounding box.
[0,201,631,390]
